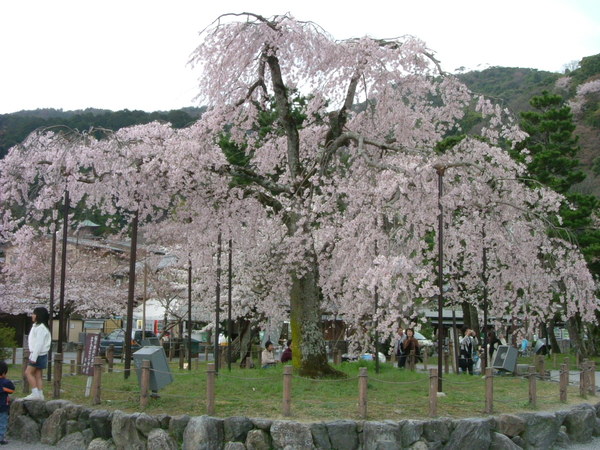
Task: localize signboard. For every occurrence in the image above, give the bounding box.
[82,333,100,376]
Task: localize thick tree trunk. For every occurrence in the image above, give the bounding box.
[547,319,561,354]
[566,316,588,357]
[461,302,480,336]
[236,318,256,367]
[289,251,343,378]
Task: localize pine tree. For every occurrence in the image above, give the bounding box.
[515,91,600,354]
[514,91,585,194]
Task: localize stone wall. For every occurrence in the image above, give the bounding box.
[7,398,600,449]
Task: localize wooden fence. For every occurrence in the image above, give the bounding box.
[19,352,597,419]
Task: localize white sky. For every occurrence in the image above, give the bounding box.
[1,0,598,114]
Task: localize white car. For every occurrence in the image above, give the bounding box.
[414,331,433,348]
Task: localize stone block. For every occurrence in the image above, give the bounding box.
[147,428,178,450]
[270,420,313,449]
[183,415,224,450]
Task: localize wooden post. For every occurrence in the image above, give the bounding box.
[169,342,174,362]
[76,344,83,375]
[204,346,209,362]
[220,348,227,370]
[423,348,428,371]
[22,349,30,394]
[53,353,63,399]
[528,365,536,408]
[206,363,215,415]
[429,368,438,417]
[444,350,449,375]
[333,349,341,365]
[70,359,76,376]
[283,365,292,417]
[553,353,557,370]
[589,361,596,396]
[539,356,546,380]
[449,339,457,374]
[409,349,416,371]
[91,356,102,405]
[588,361,596,396]
[107,344,115,373]
[140,360,150,408]
[580,362,588,399]
[358,367,368,419]
[485,367,493,414]
[12,347,17,365]
[559,363,568,403]
[179,343,185,370]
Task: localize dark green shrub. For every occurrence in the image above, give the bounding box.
[0,324,17,361]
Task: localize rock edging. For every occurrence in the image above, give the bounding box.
[8,399,600,449]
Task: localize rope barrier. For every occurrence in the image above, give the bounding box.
[293,375,358,383]
[439,377,483,385]
[217,372,280,381]
[369,376,428,385]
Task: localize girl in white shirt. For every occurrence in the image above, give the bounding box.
[23,307,52,400]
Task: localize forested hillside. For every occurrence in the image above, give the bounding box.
[0,106,205,158]
[1,55,599,192]
[457,54,600,196]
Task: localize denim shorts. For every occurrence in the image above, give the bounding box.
[29,354,48,369]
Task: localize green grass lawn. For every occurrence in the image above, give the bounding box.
[17,358,589,422]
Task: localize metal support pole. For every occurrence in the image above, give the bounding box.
[374,285,379,374]
[124,210,139,379]
[47,227,57,382]
[214,232,222,373]
[188,258,192,371]
[58,189,69,354]
[436,167,445,393]
[482,227,489,371]
[227,239,233,372]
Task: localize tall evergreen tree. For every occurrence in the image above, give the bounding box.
[514,91,585,194]
[515,91,600,354]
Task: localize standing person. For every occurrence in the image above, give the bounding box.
[487,330,501,365]
[0,361,15,445]
[261,341,278,368]
[23,307,52,400]
[403,328,420,369]
[459,328,476,375]
[281,340,292,363]
[394,327,407,368]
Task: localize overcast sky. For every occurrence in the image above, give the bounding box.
[1,0,598,114]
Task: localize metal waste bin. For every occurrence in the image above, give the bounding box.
[492,345,518,373]
[133,346,173,391]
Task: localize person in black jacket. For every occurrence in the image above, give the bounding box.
[487,331,501,365]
